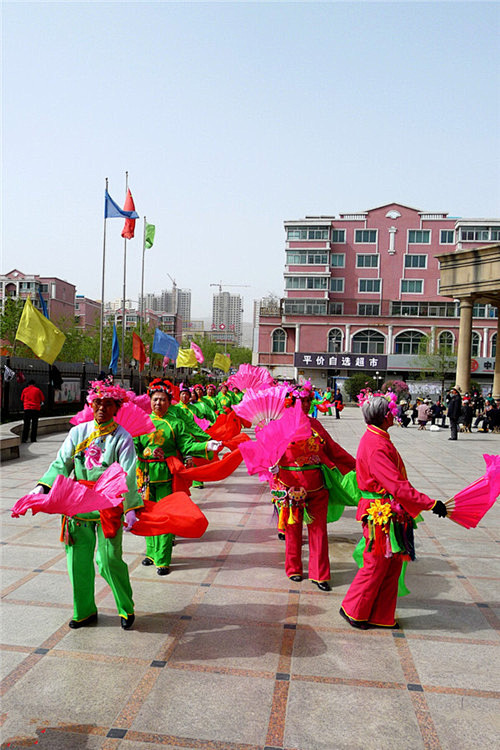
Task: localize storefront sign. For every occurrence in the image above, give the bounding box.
[294,353,387,370]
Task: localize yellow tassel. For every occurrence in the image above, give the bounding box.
[288,507,295,525]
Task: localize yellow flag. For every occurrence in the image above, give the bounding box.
[15,298,66,365]
[213,352,231,372]
[176,348,198,368]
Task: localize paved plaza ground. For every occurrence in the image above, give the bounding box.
[1,408,499,749]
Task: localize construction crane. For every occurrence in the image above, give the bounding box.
[210,281,250,294]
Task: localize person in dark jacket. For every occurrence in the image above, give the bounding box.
[447,387,462,441]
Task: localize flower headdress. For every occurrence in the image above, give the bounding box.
[284,379,313,407]
[357,388,399,418]
[147,378,173,396]
[87,378,128,405]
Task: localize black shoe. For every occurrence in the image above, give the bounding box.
[157,567,170,576]
[142,557,154,566]
[69,612,98,629]
[278,532,285,541]
[121,614,135,630]
[289,574,302,582]
[448,438,457,441]
[367,621,400,629]
[339,607,368,630]
[313,581,331,592]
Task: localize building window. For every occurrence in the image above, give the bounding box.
[272,329,286,353]
[488,305,498,318]
[356,254,379,268]
[329,302,343,315]
[401,279,423,294]
[473,303,487,318]
[404,254,427,268]
[354,229,377,244]
[283,300,328,315]
[459,226,497,242]
[330,253,346,267]
[330,278,345,293]
[358,303,380,316]
[331,229,346,243]
[408,230,431,244]
[438,331,454,352]
[359,279,381,293]
[286,251,328,265]
[492,333,497,358]
[394,330,426,355]
[352,329,384,354]
[471,332,480,358]
[286,226,329,241]
[390,301,458,317]
[440,230,454,244]
[285,276,328,290]
[328,329,342,353]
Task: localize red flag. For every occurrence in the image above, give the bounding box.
[121,189,137,239]
[133,332,146,372]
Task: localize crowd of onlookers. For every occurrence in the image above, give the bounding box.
[397,389,500,436]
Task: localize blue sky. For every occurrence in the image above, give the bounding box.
[2,1,499,321]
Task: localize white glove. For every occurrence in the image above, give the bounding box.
[124,509,138,531]
[207,440,222,452]
[29,485,46,495]
[268,464,279,475]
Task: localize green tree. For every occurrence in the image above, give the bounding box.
[344,372,377,402]
[415,335,457,399]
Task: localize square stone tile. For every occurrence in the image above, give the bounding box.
[0,648,30,680]
[396,601,494,639]
[401,574,475,603]
[0,544,64,570]
[1,655,148,726]
[452,556,500,578]
[4,570,72,604]
[132,669,273,745]
[170,619,282,672]
[285,681,424,750]
[99,579,197,616]
[426,693,500,750]
[464,576,500,604]
[1,603,70,647]
[196,586,290,623]
[407,639,500,691]
[292,629,405,683]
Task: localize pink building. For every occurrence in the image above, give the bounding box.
[256,203,499,391]
[75,295,101,330]
[0,269,75,324]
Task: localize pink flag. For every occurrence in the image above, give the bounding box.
[190,341,204,363]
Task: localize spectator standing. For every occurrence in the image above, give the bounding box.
[447,387,462,441]
[20,380,44,443]
[334,388,344,419]
[417,399,432,430]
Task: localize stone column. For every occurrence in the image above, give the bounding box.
[455,298,473,393]
[493,315,500,400]
[345,324,351,352]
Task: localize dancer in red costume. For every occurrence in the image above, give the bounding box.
[340,393,448,629]
[271,383,355,591]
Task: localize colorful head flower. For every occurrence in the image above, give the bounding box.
[87,378,128,405]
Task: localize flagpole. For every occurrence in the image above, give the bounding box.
[99,177,108,372]
[121,171,129,384]
[140,216,146,339]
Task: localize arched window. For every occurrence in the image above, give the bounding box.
[272,328,286,353]
[394,330,426,355]
[471,331,480,358]
[438,330,454,353]
[328,328,342,353]
[491,333,497,358]
[352,329,385,354]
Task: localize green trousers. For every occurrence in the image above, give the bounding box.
[144,481,175,569]
[65,517,134,622]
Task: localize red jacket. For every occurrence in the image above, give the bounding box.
[277,416,355,493]
[21,385,44,411]
[356,425,434,519]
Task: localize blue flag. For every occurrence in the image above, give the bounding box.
[105,190,139,220]
[109,324,119,374]
[38,290,49,318]
[152,328,179,359]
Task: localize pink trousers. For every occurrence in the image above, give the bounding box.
[285,488,330,582]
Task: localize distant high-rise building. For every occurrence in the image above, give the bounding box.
[139,287,191,324]
[212,291,242,346]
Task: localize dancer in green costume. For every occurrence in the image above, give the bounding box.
[171,387,213,488]
[134,379,221,574]
[34,380,143,630]
[215,383,233,412]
